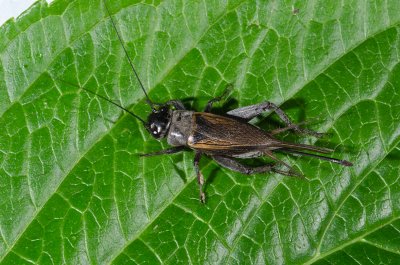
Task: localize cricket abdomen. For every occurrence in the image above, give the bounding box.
[167,110,194,146]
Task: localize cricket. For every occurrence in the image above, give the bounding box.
[78,0,353,203]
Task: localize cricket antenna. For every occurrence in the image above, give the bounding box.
[79,84,148,125]
[103,0,154,109]
[42,71,148,125]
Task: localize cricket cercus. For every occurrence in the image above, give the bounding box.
[79,0,353,203]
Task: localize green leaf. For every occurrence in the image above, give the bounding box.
[1,0,400,264]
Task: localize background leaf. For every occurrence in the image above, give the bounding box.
[1,0,400,264]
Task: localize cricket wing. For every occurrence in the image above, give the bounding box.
[188,112,280,153]
[271,141,333,154]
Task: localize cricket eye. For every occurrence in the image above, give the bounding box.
[149,121,167,138]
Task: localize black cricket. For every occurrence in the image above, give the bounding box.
[82,1,353,202]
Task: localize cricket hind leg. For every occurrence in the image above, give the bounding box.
[226,102,323,137]
[212,156,273,174]
[204,84,233,112]
[212,156,299,177]
[263,150,304,177]
[270,120,311,135]
[194,152,206,203]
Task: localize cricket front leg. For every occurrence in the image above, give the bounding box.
[194,151,206,203]
[152,100,186,110]
[204,84,233,112]
[166,100,186,110]
[226,102,323,137]
[139,146,185,157]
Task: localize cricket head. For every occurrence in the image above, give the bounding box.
[146,105,172,139]
[103,0,172,140]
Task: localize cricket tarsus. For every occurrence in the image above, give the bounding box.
[103,0,154,108]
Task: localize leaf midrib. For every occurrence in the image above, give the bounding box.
[304,215,400,265]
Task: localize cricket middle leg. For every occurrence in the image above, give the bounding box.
[194,151,206,203]
[226,102,323,137]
